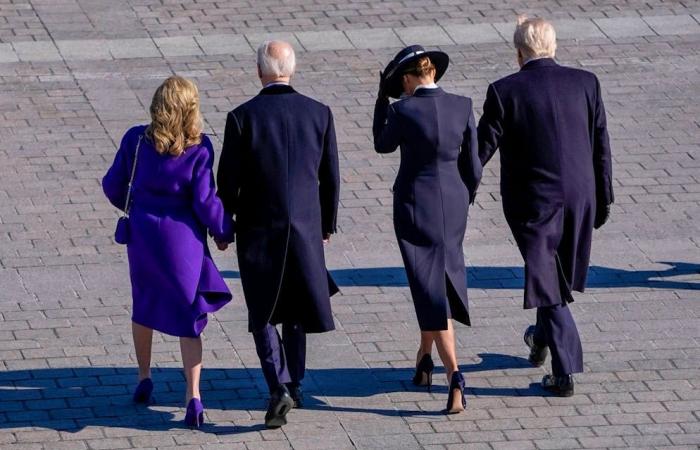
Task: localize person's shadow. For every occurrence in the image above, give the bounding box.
[222,261,699,290]
[0,353,540,434]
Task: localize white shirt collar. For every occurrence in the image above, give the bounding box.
[413,82,438,94]
[265,81,290,88]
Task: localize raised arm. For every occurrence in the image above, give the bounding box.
[477,84,505,167]
[372,96,401,154]
[319,106,340,237]
[192,137,234,242]
[458,99,483,204]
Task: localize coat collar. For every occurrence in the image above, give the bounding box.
[412,86,446,97]
[259,84,296,95]
[520,57,557,71]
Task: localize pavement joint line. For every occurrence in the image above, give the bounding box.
[1,14,699,64]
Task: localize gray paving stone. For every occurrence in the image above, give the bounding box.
[443,23,505,44]
[12,41,62,62]
[107,39,161,59]
[153,36,202,57]
[195,34,253,56]
[594,17,656,38]
[344,28,403,49]
[0,43,19,63]
[395,26,455,46]
[55,39,112,61]
[643,15,700,35]
[295,30,355,51]
[552,19,606,40]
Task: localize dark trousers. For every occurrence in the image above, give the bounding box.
[252,322,306,393]
[533,303,583,376]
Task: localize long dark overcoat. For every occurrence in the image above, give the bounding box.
[477,58,614,309]
[217,84,340,333]
[373,87,482,331]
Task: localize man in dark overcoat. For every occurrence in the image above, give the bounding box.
[477,17,614,396]
[216,40,340,427]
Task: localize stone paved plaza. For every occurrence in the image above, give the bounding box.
[1,1,699,449]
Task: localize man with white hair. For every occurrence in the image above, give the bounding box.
[216,40,340,427]
[478,17,613,396]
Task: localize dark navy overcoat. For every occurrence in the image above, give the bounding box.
[477,58,614,309]
[373,87,482,331]
[217,84,340,333]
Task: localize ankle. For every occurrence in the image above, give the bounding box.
[138,371,151,381]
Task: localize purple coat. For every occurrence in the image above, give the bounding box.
[103,125,235,337]
[477,58,614,309]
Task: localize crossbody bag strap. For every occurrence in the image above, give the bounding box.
[123,134,142,218]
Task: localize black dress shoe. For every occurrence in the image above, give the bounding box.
[542,374,574,397]
[287,384,303,408]
[264,385,294,428]
[524,325,548,367]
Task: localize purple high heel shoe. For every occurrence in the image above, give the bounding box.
[184,398,204,428]
[133,378,153,404]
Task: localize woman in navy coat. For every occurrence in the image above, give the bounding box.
[373,45,482,413]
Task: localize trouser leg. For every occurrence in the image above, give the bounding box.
[537,303,583,376]
[252,323,292,393]
[282,322,306,387]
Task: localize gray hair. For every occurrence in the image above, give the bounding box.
[257,40,296,78]
[513,16,557,59]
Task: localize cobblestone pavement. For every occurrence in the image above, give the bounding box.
[1,1,699,449]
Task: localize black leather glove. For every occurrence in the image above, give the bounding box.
[377,70,388,100]
[594,203,610,229]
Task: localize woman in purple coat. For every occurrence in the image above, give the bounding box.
[373,46,482,414]
[103,76,234,428]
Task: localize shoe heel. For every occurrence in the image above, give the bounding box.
[133,378,153,404]
[185,398,204,428]
[445,372,466,414]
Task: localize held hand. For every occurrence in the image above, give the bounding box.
[594,204,610,229]
[215,239,229,251]
[323,233,331,244]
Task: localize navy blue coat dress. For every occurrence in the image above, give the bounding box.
[477,58,614,309]
[373,87,482,331]
[217,84,340,333]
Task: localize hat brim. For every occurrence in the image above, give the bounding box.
[383,50,449,99]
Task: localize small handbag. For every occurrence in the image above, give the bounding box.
[114,135,142,245]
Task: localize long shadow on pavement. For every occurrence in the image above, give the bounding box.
[0,353,540,433]
[223,261,699,290]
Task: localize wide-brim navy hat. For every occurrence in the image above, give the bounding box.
[383,45,449,99]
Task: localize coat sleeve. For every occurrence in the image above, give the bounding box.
[372,96,401,153]
[192,138,235,242]
[477,83,505,167]
[458,99,483,204]
[319,106,340,235]
[216,112,243,221]
[593,77,614,206]
[102,129,135,211]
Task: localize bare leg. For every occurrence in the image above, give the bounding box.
[417,332,434,365]
[132,322,153,381]
[180,336,202,403]
[433,320,459,382]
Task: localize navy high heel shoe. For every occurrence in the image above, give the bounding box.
[184,398,204,428]
[445,372,467,414]
[133,378,153,404]
[412,354,434,389]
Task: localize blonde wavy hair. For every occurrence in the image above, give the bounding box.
[146,76,202,157]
